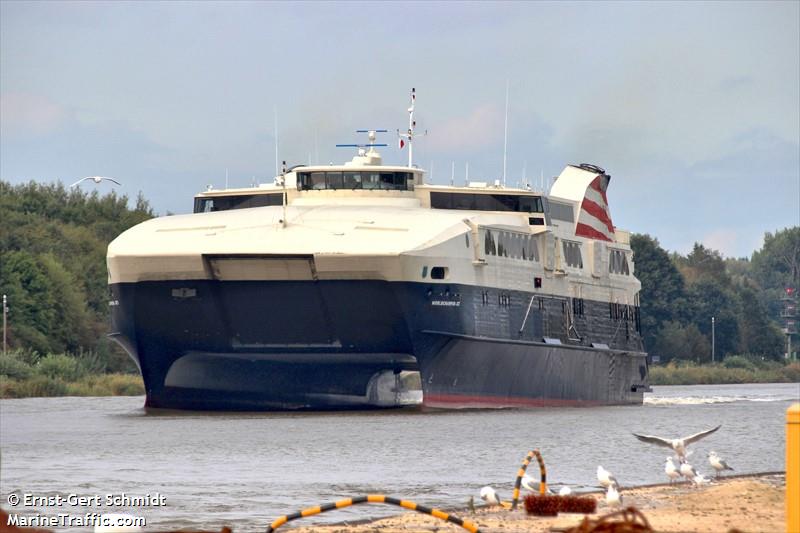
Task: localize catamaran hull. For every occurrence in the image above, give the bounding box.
[110,279,648,411]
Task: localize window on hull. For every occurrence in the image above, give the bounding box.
[430,192,543,213]
[484,229,540,262]
[296,171,413,191]
[193,193,283,213]
[609,249,630,275]
[562,240,584,269]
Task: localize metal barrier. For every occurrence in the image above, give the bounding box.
[264,494,482,533]
[511,449,547,510]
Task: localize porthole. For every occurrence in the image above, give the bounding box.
[431,266,448,280]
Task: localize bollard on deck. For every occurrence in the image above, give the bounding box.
[788,403,799,533]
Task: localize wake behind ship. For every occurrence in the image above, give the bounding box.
[107,91,649,410]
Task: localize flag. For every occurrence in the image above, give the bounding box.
[399,138,405,149]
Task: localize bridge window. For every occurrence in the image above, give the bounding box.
[430,192,543,213]
[193,193,283,213]
[297,171,413,191]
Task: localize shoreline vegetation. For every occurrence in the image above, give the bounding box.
[0,350,144,399]
[1,350,797,399]
[649,356,800,385]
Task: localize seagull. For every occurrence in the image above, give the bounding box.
[597,465,618,489]
[632,425,721,460]
[558,486,572,496]
[679,460,698,483]
[708,451,734,477]
[605,484,623,508]
[692,473,711,487]
[479,486,503,507]
[521,474,552,494]
[665,457,681,484]
[70,176,121,188]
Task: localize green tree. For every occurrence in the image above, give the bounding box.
[0,251,56,354]
[736,283,785,359]
[0,180,153,368]
[676,243,730,285]
[751,227,800,316]
[630,234,686,352]
[684,278,740,359]
[651,321,711,362]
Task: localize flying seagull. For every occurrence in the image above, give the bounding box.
[708,451,734,477]
[633,425,721,460]
[70,176,121,188]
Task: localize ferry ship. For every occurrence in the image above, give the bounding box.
[107,90,650,410]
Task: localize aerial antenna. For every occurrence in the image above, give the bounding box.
[522,160,527,189]
[225,168,229,190]
[280,160,287,229]
[503,80,509,188]
[274,106,279,177]
[450,161,455,186]
[430,161,434,181]
[397,88,426,168]
[314,128,319,165]
[336,130,388,155]
[465,162,469,185]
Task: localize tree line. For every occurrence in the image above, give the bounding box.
[1,180,153,372]
[631,228,798,363]
[0,179,797,372]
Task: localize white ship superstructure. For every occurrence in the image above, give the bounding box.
[107,91,649,410]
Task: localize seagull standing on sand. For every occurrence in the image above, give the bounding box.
[479,486,503,507]
[679,460,698,483]
[521,474,552,494]
[70,176,121,188]
[597,465,618,489]
[632,425,721,460]
[708,451,734,477]
[664,457,681,484]
[605,484,623,508]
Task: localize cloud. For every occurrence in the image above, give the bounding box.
[699,229,742,259]
[427,104,503,152]
[0,92,67,137]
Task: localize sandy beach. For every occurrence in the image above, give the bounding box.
[286,473,785,533]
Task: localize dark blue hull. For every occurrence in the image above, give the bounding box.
[110,279,649,410]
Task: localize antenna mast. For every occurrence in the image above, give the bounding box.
[503,80,509,188]
[274,106,279,177]
[398,88,417,168]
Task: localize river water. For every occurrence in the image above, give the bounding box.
[1,382,797,531]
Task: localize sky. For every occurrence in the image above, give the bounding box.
[2,1,798,258]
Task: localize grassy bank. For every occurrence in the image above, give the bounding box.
[649,357,800,385]
[0,350,143,398]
